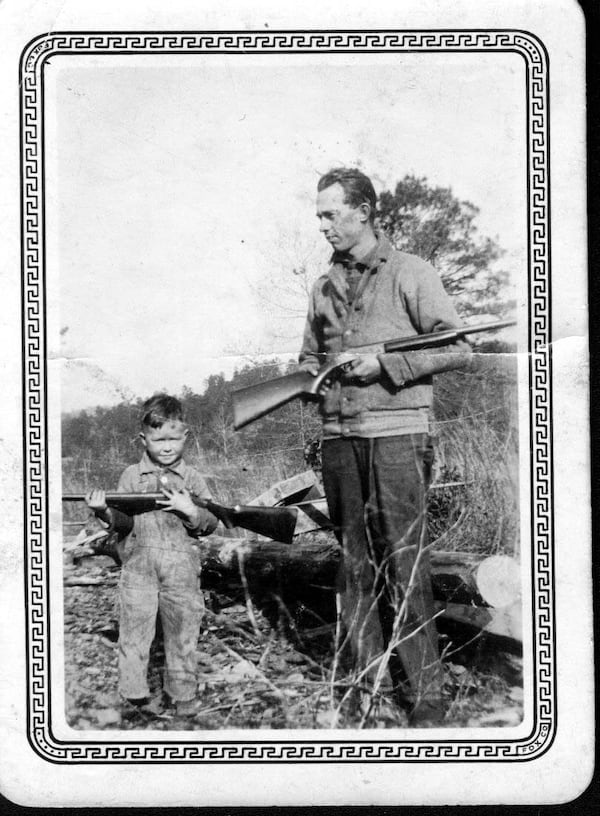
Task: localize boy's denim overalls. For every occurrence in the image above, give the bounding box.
[115,453,216,701]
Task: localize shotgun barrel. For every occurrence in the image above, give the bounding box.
[62,492,301,544]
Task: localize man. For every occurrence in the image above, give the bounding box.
[299,167,470,725]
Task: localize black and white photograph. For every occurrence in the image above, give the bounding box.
[0,0,592,808]
[54,43,526,736]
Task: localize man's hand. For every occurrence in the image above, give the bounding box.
[343,354,382,384]
[157,486,200,525]
[301,352,382,386]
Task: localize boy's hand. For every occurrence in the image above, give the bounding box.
[85,489,112,525]
[300,360,320,376]
[85,489,108,513]
[158,486,199,523]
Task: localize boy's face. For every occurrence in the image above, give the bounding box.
[140,420,188,468]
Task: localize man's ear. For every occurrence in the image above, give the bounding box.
[139,431,147,448]
[358,202,371,223]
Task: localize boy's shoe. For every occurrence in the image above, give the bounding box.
[175,698,200,717]
[95,622,119,645]
[120,697,150,721]
[141,694,168,716]
[125,696,149,707]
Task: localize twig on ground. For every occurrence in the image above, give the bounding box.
[237,550,263,638]
[218,640,282,696]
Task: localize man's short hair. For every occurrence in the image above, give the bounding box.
[140,393,184,428]
[317,167,377,222]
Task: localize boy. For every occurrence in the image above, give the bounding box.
[86,394,217,716]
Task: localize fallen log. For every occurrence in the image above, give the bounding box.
[69,532,520,611]
[436,601,522,653]
[64,534,522,648]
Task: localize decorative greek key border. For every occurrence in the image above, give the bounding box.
[20,29,553,763]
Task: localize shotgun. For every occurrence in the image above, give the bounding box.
[62,492,305,544]
[232,318,516,430]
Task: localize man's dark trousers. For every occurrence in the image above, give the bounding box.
[322,433,442,708]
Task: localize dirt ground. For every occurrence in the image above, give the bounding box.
[63,558,523,732]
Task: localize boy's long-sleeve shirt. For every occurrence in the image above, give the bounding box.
[113,453,217,552]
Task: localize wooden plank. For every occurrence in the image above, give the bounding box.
[250,470,320,507]
[291,498,331,535]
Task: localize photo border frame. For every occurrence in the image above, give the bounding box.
[20,28,554,764]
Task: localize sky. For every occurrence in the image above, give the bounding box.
[43,52,527,413]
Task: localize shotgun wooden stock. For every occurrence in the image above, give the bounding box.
[231,361,344,430]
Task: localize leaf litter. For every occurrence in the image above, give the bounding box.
[63,560,523,731]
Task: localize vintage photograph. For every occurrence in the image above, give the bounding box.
[0,0,591,806]
[11,21,577,777]
[52,45,527,737]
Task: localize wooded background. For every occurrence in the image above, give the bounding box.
[62,175,519,557]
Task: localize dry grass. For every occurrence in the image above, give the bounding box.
[194,448,309,504]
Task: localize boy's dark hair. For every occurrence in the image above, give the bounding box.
[317,167,377,223]
[140,393,185,429]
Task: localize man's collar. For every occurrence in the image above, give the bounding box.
[139,451,186,475]
[330,232,391,270]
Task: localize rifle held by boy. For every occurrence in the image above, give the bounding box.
[62,493,308,544]
[232,318,516,430]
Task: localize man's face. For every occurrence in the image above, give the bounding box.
[316,182,367,253]
[140,420,188,468]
